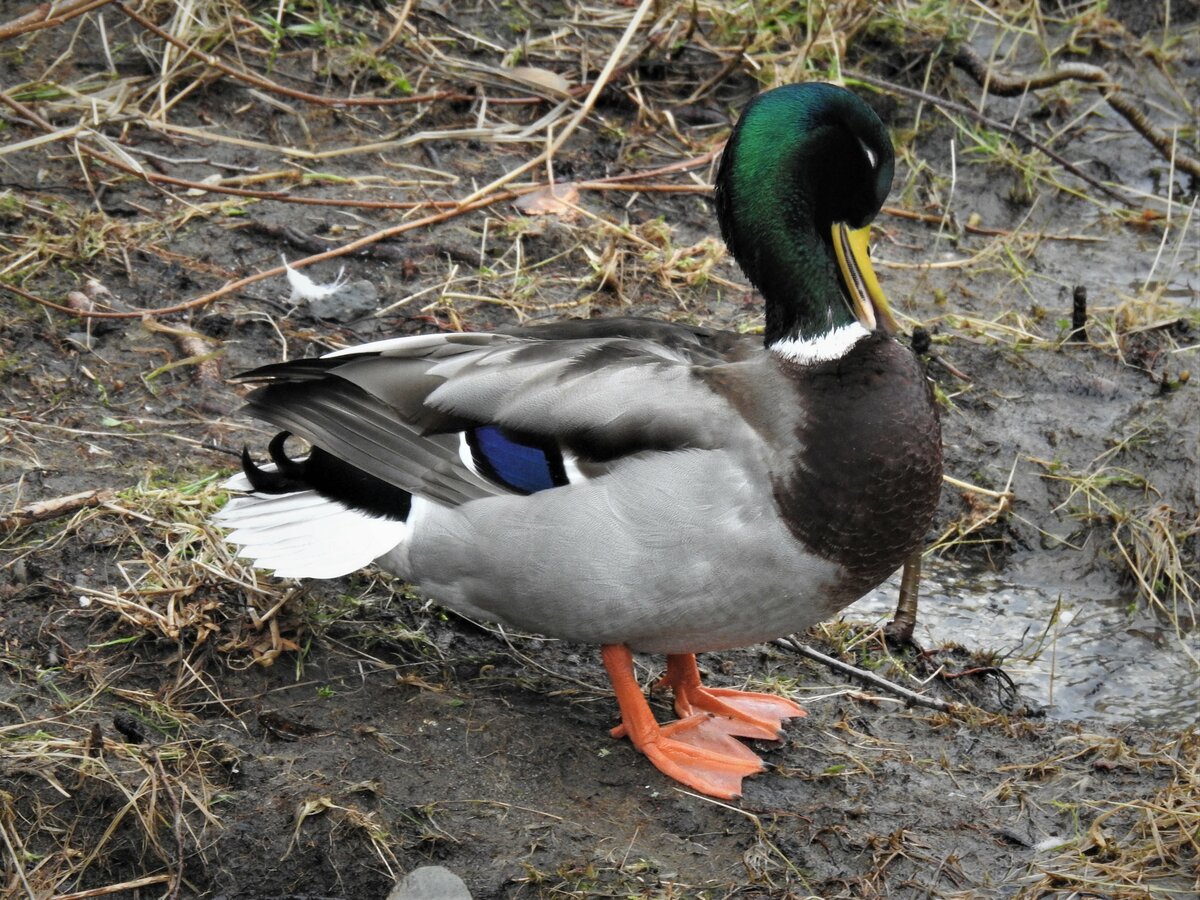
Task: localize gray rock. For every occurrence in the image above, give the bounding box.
[386,865,472,900]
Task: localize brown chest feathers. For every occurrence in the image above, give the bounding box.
[773,333,942,591]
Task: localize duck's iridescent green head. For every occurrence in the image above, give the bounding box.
[715,83,896,355]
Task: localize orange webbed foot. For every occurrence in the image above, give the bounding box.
[664,653,807,741]
[639,715,764,799]
[601,645,799,799]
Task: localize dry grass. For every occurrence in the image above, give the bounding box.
[1034,431,1200,636]
[1017,731,1200,899]
[1,477,281,895]
[0,725,226,898]
[0,471,446,896]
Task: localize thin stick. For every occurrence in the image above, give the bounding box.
[0,0,113,42]
[1,488,116,533]
[772,637,965,715]
[953,43,1200,179]
[953,44,1108,95]
[0,815,35,900]
[942,473,1013,500]
[1107,91,1200,179]
[51,874,173,900]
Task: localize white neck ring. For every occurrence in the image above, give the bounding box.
[769,321,870,365]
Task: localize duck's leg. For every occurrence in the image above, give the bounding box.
[663,653,807,741]
[884,549,923,646]
[601,644,764,799]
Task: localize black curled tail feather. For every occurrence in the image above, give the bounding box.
[240,432,413,522]
[241,432,310,493]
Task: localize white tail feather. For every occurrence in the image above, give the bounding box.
[217,474,407,579]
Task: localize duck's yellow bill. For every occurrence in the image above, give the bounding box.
[832,223,899,334]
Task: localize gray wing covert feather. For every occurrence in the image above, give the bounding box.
[422,338,739,459]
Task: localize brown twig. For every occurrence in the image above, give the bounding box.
[952,44,1200,180]
[952,44,1107,96]
[153,754,185,900]
[1105,91,1200,179]
[0,0,112,42]
[773,637,967,715]
[1,489,116,534]
[140,318,223,386]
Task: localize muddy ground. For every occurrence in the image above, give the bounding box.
[1,2,1198,898]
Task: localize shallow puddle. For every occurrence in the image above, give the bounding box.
[849,559,1200,730]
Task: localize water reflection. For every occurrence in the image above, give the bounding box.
[846,559,1200,729]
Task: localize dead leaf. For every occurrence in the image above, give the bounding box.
[185,173,223,196]
[505,66,572,97]
[514,183,580,219]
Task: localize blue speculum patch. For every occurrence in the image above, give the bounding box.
[468,425,567,494]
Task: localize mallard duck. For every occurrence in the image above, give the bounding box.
[217,82,942,799]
